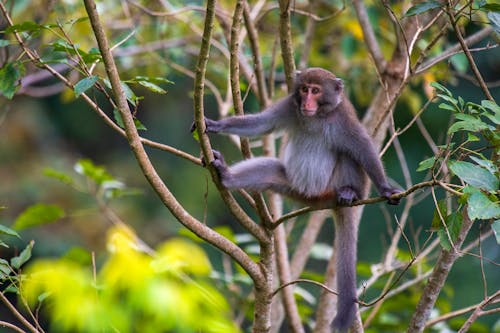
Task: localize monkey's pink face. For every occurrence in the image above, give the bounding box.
[299,84,322,116]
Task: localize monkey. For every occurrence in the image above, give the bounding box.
[193,68,401,331]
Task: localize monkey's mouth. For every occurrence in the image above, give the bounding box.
[301,109,316,117]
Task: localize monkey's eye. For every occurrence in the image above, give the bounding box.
[311,87,321,95]
[301,86,308,93]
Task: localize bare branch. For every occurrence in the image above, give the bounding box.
[446,7,494,101]
[0,292,40,333]
[352,0,386,75]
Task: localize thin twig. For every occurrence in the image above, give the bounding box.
[0,293,40,333]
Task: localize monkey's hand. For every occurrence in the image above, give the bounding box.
[190,117,222,134]
[201,150,231,188]
[381,187,402,205]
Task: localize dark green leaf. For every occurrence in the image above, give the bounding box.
[113,109,147,131]
[13,204,65,230]
[405,1,443,16]
[437,212,463,251]
[0,224,20,238]
[492,220,500,244]
[121,81,137,106]
[417,156,437,172]
[11,241,34,269]
[431,199,447,231]
[464,187,500,220]
[74,76,98,97]
[0,62,24,99]
[482,4,500,12]
[449,161,499,192]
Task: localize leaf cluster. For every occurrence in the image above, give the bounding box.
[418,82,500,249]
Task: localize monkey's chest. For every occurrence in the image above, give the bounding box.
[283,136,336,197]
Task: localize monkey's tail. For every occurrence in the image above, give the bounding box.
[332,207,359,332]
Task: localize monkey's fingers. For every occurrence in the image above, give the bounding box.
[384,188,402,205]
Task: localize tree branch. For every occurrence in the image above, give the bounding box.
[273,180,439,227]
[352,0,386,75]
[446,7,494,101]
[407,209,475,333]
[82,0,264,284]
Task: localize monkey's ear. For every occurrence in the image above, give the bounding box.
[333,78,343,91]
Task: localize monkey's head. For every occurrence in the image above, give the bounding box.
[294,68,344,117]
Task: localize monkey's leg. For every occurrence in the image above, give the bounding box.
[332,155,367,206]
[212,153,292,194]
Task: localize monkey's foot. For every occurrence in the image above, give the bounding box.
[381,187,402,205]
[337,186,359,206]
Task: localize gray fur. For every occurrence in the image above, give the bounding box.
[201,68,401,331]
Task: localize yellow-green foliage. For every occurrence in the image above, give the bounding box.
[22,226,239,333]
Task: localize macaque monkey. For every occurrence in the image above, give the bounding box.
[193,68,401,331]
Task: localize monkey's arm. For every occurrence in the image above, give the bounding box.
[336,121,401,204]
[200,97,295,137]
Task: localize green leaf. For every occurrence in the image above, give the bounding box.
[438,103,458,112]
[492,220,500,245]
[0,258,11,278]
[0,224,20,239]
[121,81,138,106]
[431,199,447,231]
[450,53,468,73]
[74,76,99,97]
[405,1,443,16]
[137,80,167,94]
[437,212,463,251]
[464,187,500,220]
[11,241,34,269]
[6,21,42,33]
[13,204,65,230]
[449,161,499,192]
[467,133,480,142]
[113,109,147,131]
[448,113,493,134]
[417,156,437,172]
[134,118,147,131]
[482,4,500,12]
[469,156,498,175]
[43,168,74,186]
[74,159,113,185]
[0,62,24,99]
[430,82,452,96]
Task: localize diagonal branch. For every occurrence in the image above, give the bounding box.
[352,0,386,75]
[81,0,264,283]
